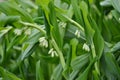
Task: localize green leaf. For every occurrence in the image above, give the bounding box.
[76,57,96,80]
[69,70,79,80]
[111,10,120,23]
[88,16,104,59]
[0,26,13,39]
[36,0,50,7]
[0,1,33,22]
[49,1,63,49]
[0,66,21,80]
[70,38,79,59]
[92,70,100,80]
[51,64,63,80]
[71,53,89,71]
[104,52,120,78]
[36,60,45,80]
[110,41,120,52]
[80,1,95,44]
[71,0,84,26]
[15,0,37,9]
[0,13,20,27]
[110,0,120,13]
[19,43,37,62]
[63,43,71,79]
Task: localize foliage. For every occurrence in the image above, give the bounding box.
[0,0,120,80]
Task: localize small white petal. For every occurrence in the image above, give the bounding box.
[119,18,120,21]
[48,48,58,57]
[25,28,31,35]
[48,48,54,54]
[54,51,58,56]
[83,43,90,52]
[14,29,22,36]
[75,30,80,38]
[39,37,48,48]
[51,52,55,57]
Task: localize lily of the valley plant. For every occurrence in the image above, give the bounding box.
[0,0,120,80]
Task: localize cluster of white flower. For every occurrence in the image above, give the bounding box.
[24,28,31,35]
[119,18,120,21]
[48,48,58,57]
[59,22,67,28]
[14,29,22,36]
[75,30,80,38]
[83,43,90,52]
[39,37,48,48]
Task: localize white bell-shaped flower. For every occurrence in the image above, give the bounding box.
[39,37,48,48]
[75,30,80,38]
[48,48,58,57]
[14,29,22,36]
[83,43,90,52]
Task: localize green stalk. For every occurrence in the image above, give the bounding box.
[20,21,46,34]
[62,15,84,32]
[91,41,100,75]
[51,37,65,68]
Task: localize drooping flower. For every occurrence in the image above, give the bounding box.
[48,48,58,57]
[39,37,48,48]
[75,30,80,38]
[83,43,90,52]
[24,28,31,35]
[14,29,22,36]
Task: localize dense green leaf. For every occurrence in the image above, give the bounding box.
[80,1,95,44]
[71,53,89,71]
[0,66,21,80]
[104,52,120,79]
[0,1,33,22]
[110,0,120,13]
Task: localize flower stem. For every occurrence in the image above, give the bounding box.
[51,37,65,68]
[20,21,46,34]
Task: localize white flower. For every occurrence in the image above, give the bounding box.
[48,48,58,57]
[59,22,67,28]
[75,30,80,38]
[25,28,31,35]
[83,43,90,52]
[14,29,22,36]
[119,18,120,21]
[39,37,48,48]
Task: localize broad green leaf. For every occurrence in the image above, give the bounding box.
[19,43,37,62]
[88,16,104,59]
[63,43,71,79]
[76,57,97,80]
[0,26,12,39]
[110,41,120,52]
[15,0,37,9]
[49,1,63,49]
[80,1,95,44]
[71,0,84,26]
[92,70,100,80]
[111,10,120,23]
[70,38,79,59]
[69,70,79,80]
[0,1,33,22]
[104,52,120,78]
[0,66,21,80]
[100,0,111,6]
[0,13,20,27]
[36,0,50,7]
[36,60,45,80]
[25,29,43,44]
[71,53,89,71]
[0,45,4,63]
[110,0,120,13]
[51,64,62,80]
